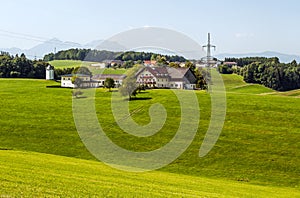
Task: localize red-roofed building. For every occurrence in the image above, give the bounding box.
[143,60,157,66]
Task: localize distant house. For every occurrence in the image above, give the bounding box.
[136,66,196,89]
[61,73,126,88]
[92,74,126,88]
[223,62,237,67]
[90,63,106,68]
[61,74,95,88]
[143,60,157,66]
[110,60,123,67]
[61,66,196,90]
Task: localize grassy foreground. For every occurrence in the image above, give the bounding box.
[0,150,299,197]
[0,75,299,196]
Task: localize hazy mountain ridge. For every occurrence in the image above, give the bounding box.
[1,38,300,63]
[0,38,106,59]
[215,51,300,63]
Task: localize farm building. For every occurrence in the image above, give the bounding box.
[92,74,126,87]
[136,66,197,89]
[61,66,197,90]
[60,74,126,88]
[61,74,95,88]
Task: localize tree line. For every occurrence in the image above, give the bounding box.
[224,57,279,67]
[0,52,79,80]
[218,57,300,91]
[0,52,48,78]
[43,48,186,63]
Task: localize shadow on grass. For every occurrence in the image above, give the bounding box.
[136,91,149,94]
[73,96,88,99]
[0,148,13,150]
[126,97,152,101]
[105,90,119,92]
[46,85,63,88]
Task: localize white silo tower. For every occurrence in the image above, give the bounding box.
[46,65,54,80]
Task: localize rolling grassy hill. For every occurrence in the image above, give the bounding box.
[0,75,299,196]
[48,60,91,68]
[48,60,126,74]
[222,74,275,94]
[0,150,299,197]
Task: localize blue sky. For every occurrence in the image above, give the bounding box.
[1,0,300,55]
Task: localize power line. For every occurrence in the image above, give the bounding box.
[0,29,81,47]
[0,29,49,42]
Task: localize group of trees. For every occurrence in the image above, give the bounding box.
[0,52,48,78]
[43,49,117,62]
[240,60,300,91]
[0,51,93,80]
[54,67,75,80]
[218,57,300,91]
[119,65,142,100]
[224,57,278,67]
[43,49,186,63]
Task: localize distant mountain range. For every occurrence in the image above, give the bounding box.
[0,38,111,59]
[1,38,81,59]
[1,38,300,63]
[215,51,300,63]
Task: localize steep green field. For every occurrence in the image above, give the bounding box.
[222,74,275,94]
[0,75,299,196]
[48,60,94,68]
[0,150,299,197]
[48,59,126,74]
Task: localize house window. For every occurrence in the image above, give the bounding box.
[68,78,70,80]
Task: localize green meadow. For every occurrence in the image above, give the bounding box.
[48,59,127,74]
[1,150,299,197]
[0,74,299,196]
[48,60,90,68]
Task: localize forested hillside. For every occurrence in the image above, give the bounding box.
[0,52,48,78]
[218,57,300,91]
[43,48,186,62]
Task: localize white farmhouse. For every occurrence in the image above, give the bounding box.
[61,73,126,88]
[92,74,126,88]
[61,74,92,88]
[136,66,197,89]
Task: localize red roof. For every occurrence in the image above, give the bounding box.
[144,60,157,65]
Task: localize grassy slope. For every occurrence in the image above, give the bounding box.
[222,74,275,94]
[48,60,95,68]
[0,150,299,197]
[48,59,126,74]
[0,75,299,195]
